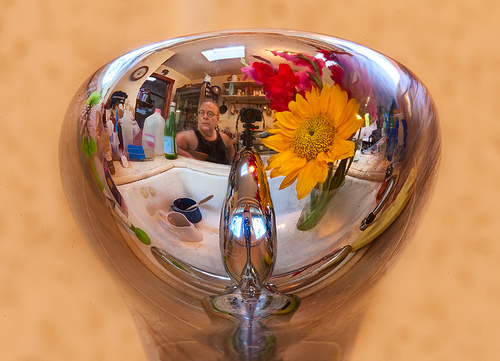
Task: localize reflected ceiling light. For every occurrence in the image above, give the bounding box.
[146,77,156,81]
[202,45,245,61]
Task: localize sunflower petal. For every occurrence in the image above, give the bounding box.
[320,84,331,115]
[337,97,360,125]
[289,93,310,119]
[269,168,281,178]
[274,111,298,129]
[295,160,321,199]
[295,92,310,111]
[278,155,307,175]
[325,138,356,161]
[305,86,321,116]
[262,134,291,152]
[279,168,300,190]
[336,100,362,138]
[266,149,295,169]
[313,159,329,184]
[328,85,349,128]
[267,127,295,139]
[275,111,305,132]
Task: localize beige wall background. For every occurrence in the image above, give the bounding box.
[1,0,498,360]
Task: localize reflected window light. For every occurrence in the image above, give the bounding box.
[252,215,266,239]
[230,215,243,238]
[202,45,245,61]
[240,163,248,177]
[229,212,267,241]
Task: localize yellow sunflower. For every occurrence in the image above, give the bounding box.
[263,84,363,200]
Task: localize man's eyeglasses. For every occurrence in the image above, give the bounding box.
[198,110,218,118]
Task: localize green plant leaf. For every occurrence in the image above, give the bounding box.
[81,137,97,157]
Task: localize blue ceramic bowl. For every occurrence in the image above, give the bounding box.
[171,197,202,224]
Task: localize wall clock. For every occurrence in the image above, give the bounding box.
[130,66,149,81]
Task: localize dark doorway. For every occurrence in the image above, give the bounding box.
[135,73,174,127]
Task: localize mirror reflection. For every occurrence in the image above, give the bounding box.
[77,32,437,288]
[66,30,440,360]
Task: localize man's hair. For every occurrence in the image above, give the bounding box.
[199,98,219,115]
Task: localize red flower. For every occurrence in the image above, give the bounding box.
[243,62,299,112]
[242,62,276,85]
[263,64,299,112]
[328,62,344,83]
[242,52,326,112]
[294,70,314,93]
[272,51,325,92]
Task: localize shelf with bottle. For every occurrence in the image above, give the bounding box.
[135,99,155,127]
[221,94,268,103]
[136,99,154,109]
[223,81,266,99]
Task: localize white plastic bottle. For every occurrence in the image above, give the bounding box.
[120,109,135,158]
[142,108,165,158]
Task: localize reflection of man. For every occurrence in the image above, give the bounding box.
[176,100,235,164]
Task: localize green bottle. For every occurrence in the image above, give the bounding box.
[164,102,177,159]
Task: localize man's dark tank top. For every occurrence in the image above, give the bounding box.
[194,129,229,165]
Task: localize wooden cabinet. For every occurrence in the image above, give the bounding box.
[175,83,203,131]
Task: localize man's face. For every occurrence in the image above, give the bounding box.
[198,102,219,133]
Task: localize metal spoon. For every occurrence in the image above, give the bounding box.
[185,194,214,211]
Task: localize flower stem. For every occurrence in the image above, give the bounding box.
[296,156,354,231]
[296,187,339,231]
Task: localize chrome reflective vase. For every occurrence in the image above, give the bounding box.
[60,30,440,360]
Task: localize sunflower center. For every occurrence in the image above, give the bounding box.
[291,116,335,160]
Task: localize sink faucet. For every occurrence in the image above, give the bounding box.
[208,108,300,360]
[220,107,276,292]
[220,146,276,294]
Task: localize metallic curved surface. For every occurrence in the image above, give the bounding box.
[60,29,440,360]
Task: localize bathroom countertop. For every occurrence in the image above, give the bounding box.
[112,155,230,185]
